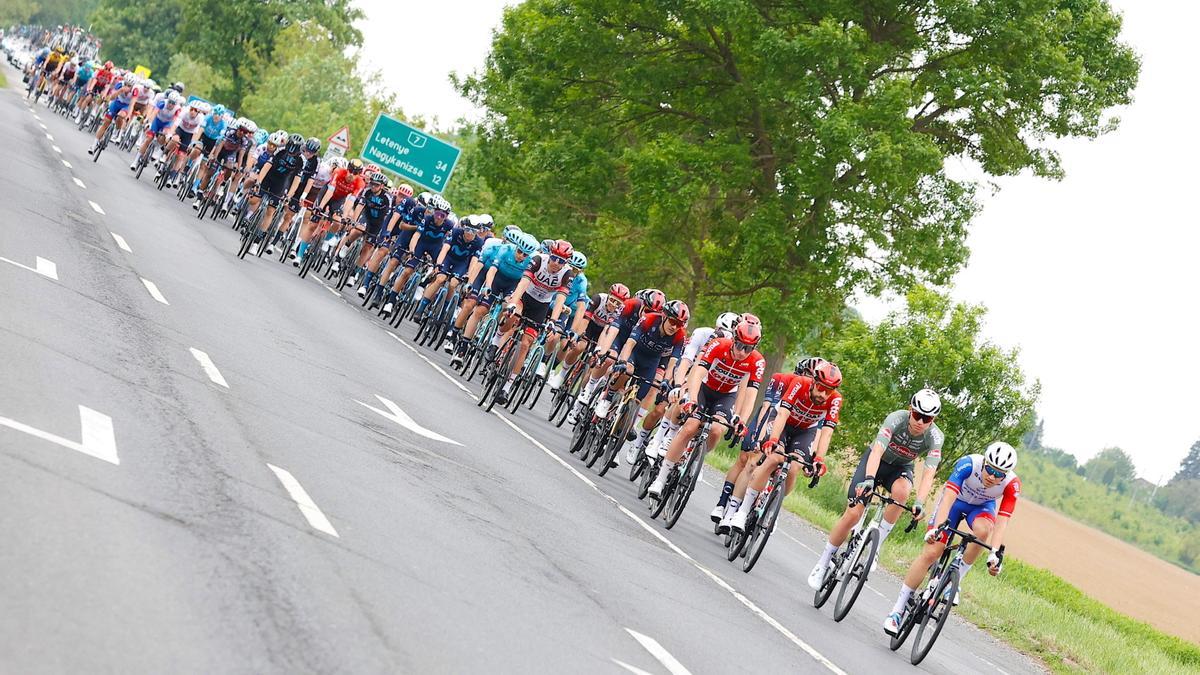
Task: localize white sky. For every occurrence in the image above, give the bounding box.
[357,1,1199,482]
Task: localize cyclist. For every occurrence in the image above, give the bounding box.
[87,72,140,156]
[569,288,666,423]
[158,99,207,187]
[647,319,764,499]
[807,388,945,590]
[343,172,394,283]
[384,195,452,315]
[448,230,538,368]
[883,442,1019,635]
[549,251,590,369]
[408,212,483,313]
[67,57,93,111]
[723,362,843,534]
[248,133,307,256]
[547,282,629,392]
[357,184,417,295]
[77,60,114,118]
[494,239,577,406]
[189,103,230,197]
[192,120,252,209]
[131,90,183,171]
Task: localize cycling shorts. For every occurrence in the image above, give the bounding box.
[583,319,605,343]
[471,274,518,306]
[324,193,351,215]
[406,236,444,269]
[360,218,389,244]
[519,292,551,327]
[149,116,172,135]
[847,449,914,501]
[741,406,773,452]
[200,133,218,155]
[777,423,818,461]
[105,98,130,119]
[628,350,665,400]
[696,383,737,422]
[173,128,194,149]
[303,184,326,207]
[438,256,471,278]
[927,497,997,543]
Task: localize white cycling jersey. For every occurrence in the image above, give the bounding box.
[682,326,716,362]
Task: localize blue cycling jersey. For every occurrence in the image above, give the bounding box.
[75,64,94,83]
[416,212,451,241]
[443,226,484,262]
[482,242,533,283]
[203,113,228,140]
[563,272,589,309]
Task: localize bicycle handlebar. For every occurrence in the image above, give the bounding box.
[935,522,996,551]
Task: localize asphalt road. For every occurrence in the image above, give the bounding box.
[0,61,1044,675]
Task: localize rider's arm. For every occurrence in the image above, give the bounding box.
[616,337,636,363]
[506,276,532,306]
[914,458,937,504]
[569,301,588,334]
[435,242,450,266]
[255,161,272,185]
[482,265,499,289]
[465,258,484,286]
[596,325,618,354]
[407,230,422,253]
[812,427,834,462]
[320,188,337,211]
[548,293,566,323]
[348,199,365,223]
[733,373,755,421]
[685,361,707,403]
[988,477,1020,559]
[930,483,957,527]
[863,441,886,484]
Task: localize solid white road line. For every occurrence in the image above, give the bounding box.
[266,464,339,537]
[88,200,105,215]
[62,160,72,169]
[188,348,229,388]
[140,278,169,305]
[781,530,816,553]
[0,405,119,465]
[625,629,692,675]
[383,330,847,674]
[0,255,58,280]
[72,177,86,189]
[356,394,461,445]
[110,232,132,252]
[51,145,61,154]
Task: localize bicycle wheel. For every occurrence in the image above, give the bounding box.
[833,527,880,621]
[889,598,922,651]
[598,402,636,477]
[741,493,779,572]
[812,550,842,609]
[911,568,960,665]
[726,513,752,561]
[664,439,705,529]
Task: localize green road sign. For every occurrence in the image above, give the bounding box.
[361,114,461,192]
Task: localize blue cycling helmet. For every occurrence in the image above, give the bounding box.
[253,128,269,146]
[515,233,539,256]
[502,225,522,243]
[212,103,227,118]
[569,250,587,270]
[540,238,555,253]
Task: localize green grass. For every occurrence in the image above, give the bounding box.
[0,70,7,89]
[704,446,1200,674]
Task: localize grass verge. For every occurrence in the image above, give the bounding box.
[704,446,1200,674]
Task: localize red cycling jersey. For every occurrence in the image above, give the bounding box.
[329,168,366,200]
[779,373,842,430]
[697,337,765,394]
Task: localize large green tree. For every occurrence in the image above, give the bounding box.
[817,287,1038,474]
[240,23,399,155]
[1084,447,1137,488]
[1172,440,1200,483]
[460,0,1139,372]
[89,0,180,79]
[174,0,363,110]
[2,0,96,25]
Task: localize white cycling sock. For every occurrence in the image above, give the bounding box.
[657,459,676,480]
[635,427,653,449]
[634,406,649,428]
[738,489,759,514]
[725,497,740,516]
[878,518,896,545]
[892,585,915,615]
[818,542,839,567]
[491,331,503,347]
[582,376,601,398]
[957,562,973,581]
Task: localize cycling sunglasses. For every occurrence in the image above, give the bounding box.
[983,463,1006,479]
[549,254,568,265]
[732,340,754,352]
[433,209,448,218]
[911,410,935,424]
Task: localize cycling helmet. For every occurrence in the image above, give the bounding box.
[397,183,414,198]
[268,130,287,145]
[430,195,451,212]
[212,103,227,117]
[812,362,843,389]
[348,158,364,174]
[445,214,459,228]
[540,238,555,253]
[515,232,539,256]
[663,299,690,325]
[253,129,269,145]
[167,91,184,106]
[569,250,587,269]
[984,441,1018,472]
[794,355,829,376]
[548,239,574,259]
[369,171,386,185]
[477,214,494,228]
[285,133,304,152]
[123,72,137,85]
[304,137,320,153]
[733,321,762,347]
[460,215,475,228]
[636,288,663,303]
[740,312,761,325]
[715,311,740,332]
[417,191,432,205]
[642,289,666,313]
[910,388,942,417]
[330,156,348,170]
[223,127,240,143]
[241,119,258,134]
[171,81,184,93]
[608,283,631,302]
[502,224,522,243]
[103,60,113,70]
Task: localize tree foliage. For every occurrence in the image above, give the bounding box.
[2,0,96,25]
[1173,440,1200,484]
[166,53,225,103]
[89,0,180,78]
[1084,447,1137,488]
[817,286,1038,474]
[174,0,363,110]
[1155,479,1200,526]
[460,0,1140,372]
[239,24,399,156]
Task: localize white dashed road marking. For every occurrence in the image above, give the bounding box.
[356,394,461,445]
[140,278,169,305]
[267,464,339,537]
[624,629,692,675]
[45,133,53,141]
[62,160,72,169]
[0,405,119,465]
[110,232,132,252]
[73,177,86,189]
[0,255,58,280]
[51,145,61,153]
[188,348,229,388]
[38,123,46,130]
[89,200,105,215]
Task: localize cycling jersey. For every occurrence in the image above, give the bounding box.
[522,254,575,304]
[92,68,114,90]
[262,148,305,194]
[763,372,790,405]
[697,337,765,394]
[682,326,716,362]
[481,241,531,283]
[135,87,152,105]
[297,153,320,186]
[202,112,227,140]
[778,373,842,430]
[74,63,93,85]
[112,81,138,105]
[153,98,182,123]
[355,188,393,230]
[309,161,333,190]
[563,272,588,309]
[584,293,622,328]
[328,167,366,200]
[629,313,687,361]
[415,211,452,241]
[872,409,944,468]
[58,60,76,80]
[443,226,483,263]
[945,454,1021,517]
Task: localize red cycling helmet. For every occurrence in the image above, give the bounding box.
[733,321,762,347]
[548,239,574,259]
[663,299,690,325]
[813,362,843,389]
[740,312,761,325]
[103,60,113,69]
[609,283,631,302]
[642,290,665,314]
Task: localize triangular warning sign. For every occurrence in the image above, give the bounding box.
[328,126,350,149]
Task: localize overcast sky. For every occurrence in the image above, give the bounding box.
[357,0,1199,483]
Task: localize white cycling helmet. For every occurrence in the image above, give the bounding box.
[910,388,942,417]
[477,213,494,228]
[330,156,348,170]
[715,311,741,332]
[268,130,287,145]
[984,442,1017,472]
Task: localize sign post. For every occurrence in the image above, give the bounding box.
[325,126,350,159]
[360,115,461,192]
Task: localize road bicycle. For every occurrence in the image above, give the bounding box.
[647,409,719,529]
[725,447,821,573]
